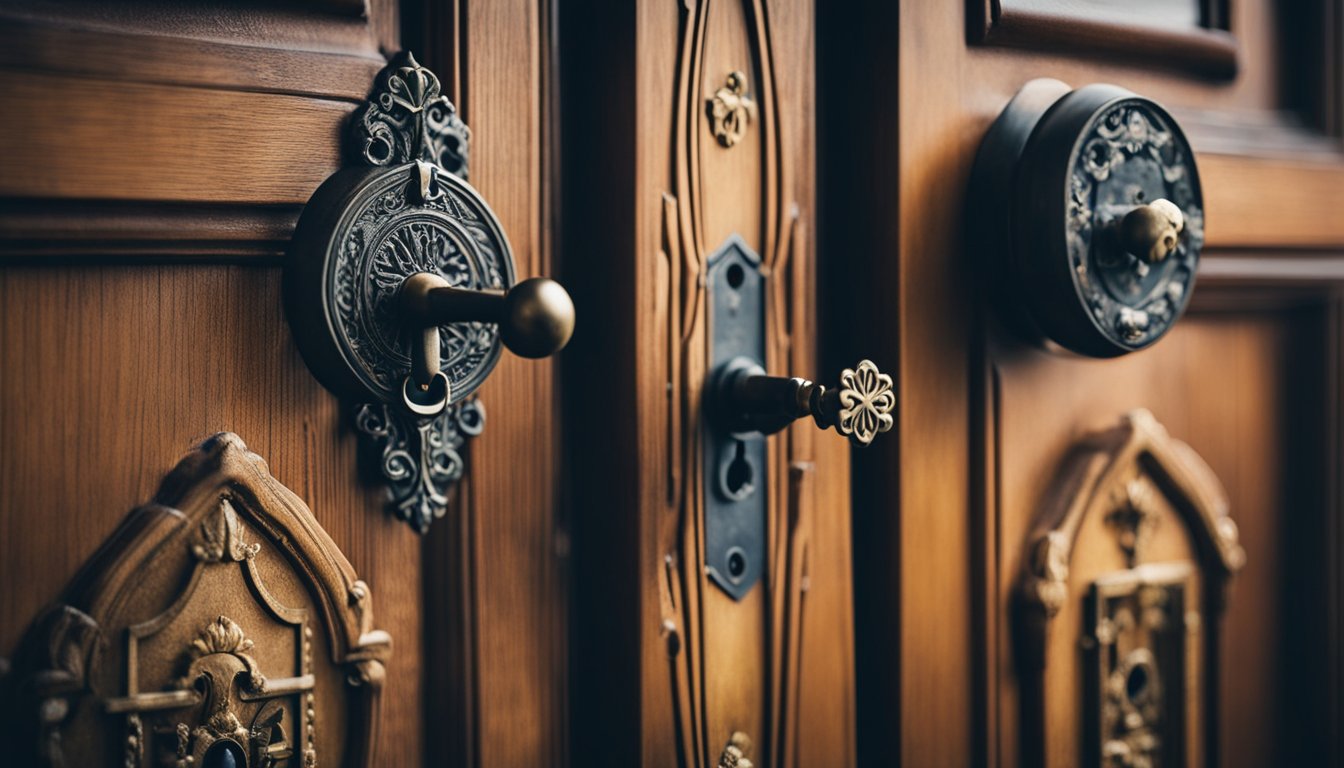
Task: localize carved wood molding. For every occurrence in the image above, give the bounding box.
[1015,409,1245,671]
[2,433,391,767]
[658,1,807,766]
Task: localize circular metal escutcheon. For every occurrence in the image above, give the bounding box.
[287,162,515,404]
[974,80,1204,357]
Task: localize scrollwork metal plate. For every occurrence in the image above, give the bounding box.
[286,52,514,532]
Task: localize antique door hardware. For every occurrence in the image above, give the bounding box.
[703,236,892,600]
[1016,410,1243,765]
[970,79,1205,357]
[286,52,574,532]
[3,433,391,768]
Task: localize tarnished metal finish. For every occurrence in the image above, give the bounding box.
[702,236,890,599]
[286,52,573,533]
[349,52,471,177]
[287,160,513,406]
[704,236,768,600]
[354,399,484,534]
[971,79,1204,357]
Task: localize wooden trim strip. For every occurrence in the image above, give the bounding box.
[0,202,299,261]
[1201,154,1344,249]
[969,3,1238,80]
[0,20,383,101]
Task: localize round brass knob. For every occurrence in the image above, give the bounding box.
[500,277,576,358]
[1118,198,1184,264]
[398,272,575,406]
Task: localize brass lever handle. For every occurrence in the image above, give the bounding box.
[398,271,575,413]
[712,357,894,446]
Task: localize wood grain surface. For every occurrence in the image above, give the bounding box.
[822,0,1344,765]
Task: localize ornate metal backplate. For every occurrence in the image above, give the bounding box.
[1063,100,1203,351]
[1015,410,1243,766]
[1087,563,1194,768]
[1,433,391,767]
[704,235,767,600]
[971,79,1205,357]
[287,52,513,531]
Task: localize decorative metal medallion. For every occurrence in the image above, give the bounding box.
[287,52,514,531]
[970,79,1204,357]
[322,161,512,405]
[1065,100,1203,351]
[707,71,756,148]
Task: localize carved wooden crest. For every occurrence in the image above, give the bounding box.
[1014,409,1244,766]
[2,433,392,767]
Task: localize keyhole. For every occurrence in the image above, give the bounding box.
[720,439,756,501]
[726,547,748,581]
[1126,663,1150,703]
[726,263,746,289]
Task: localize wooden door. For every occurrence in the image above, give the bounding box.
[822,1,1344,766]
[0,2,565,765]
[560,1,858,766]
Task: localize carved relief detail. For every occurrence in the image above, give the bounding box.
[1019,409,1243,637]
[1016,410,1243,765]
[707,71,756,148]
[4,433,391,767]
[717,731,755,768]
[665,0,797,764]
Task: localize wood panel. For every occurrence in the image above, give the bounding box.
[414,1,570,765]
[821,0,1344,765]
[564,1,850,765]
[0,1,566,766]
[0,264,425,765]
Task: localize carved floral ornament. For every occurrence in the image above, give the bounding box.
[708,70,757,148]
[3,433,391,767]
[1016,409,1244,667]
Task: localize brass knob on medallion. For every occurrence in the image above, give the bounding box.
[1117,198,1184,264]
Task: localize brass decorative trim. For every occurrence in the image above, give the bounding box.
[708,71,756,148]
[3,433,391,767]
[1019,409,1244,653]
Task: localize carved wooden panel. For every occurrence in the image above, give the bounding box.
[1016,410,1243,767]
[562,0,851,764]
[1,433,391,767]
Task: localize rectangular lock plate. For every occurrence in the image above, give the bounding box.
[704,235,766,601]
[1086,562,1196,767]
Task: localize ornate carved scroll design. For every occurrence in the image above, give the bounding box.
[3,433,392,767]
[333,52,505,533]
[354,399,485,533]
[350,51,471,178]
